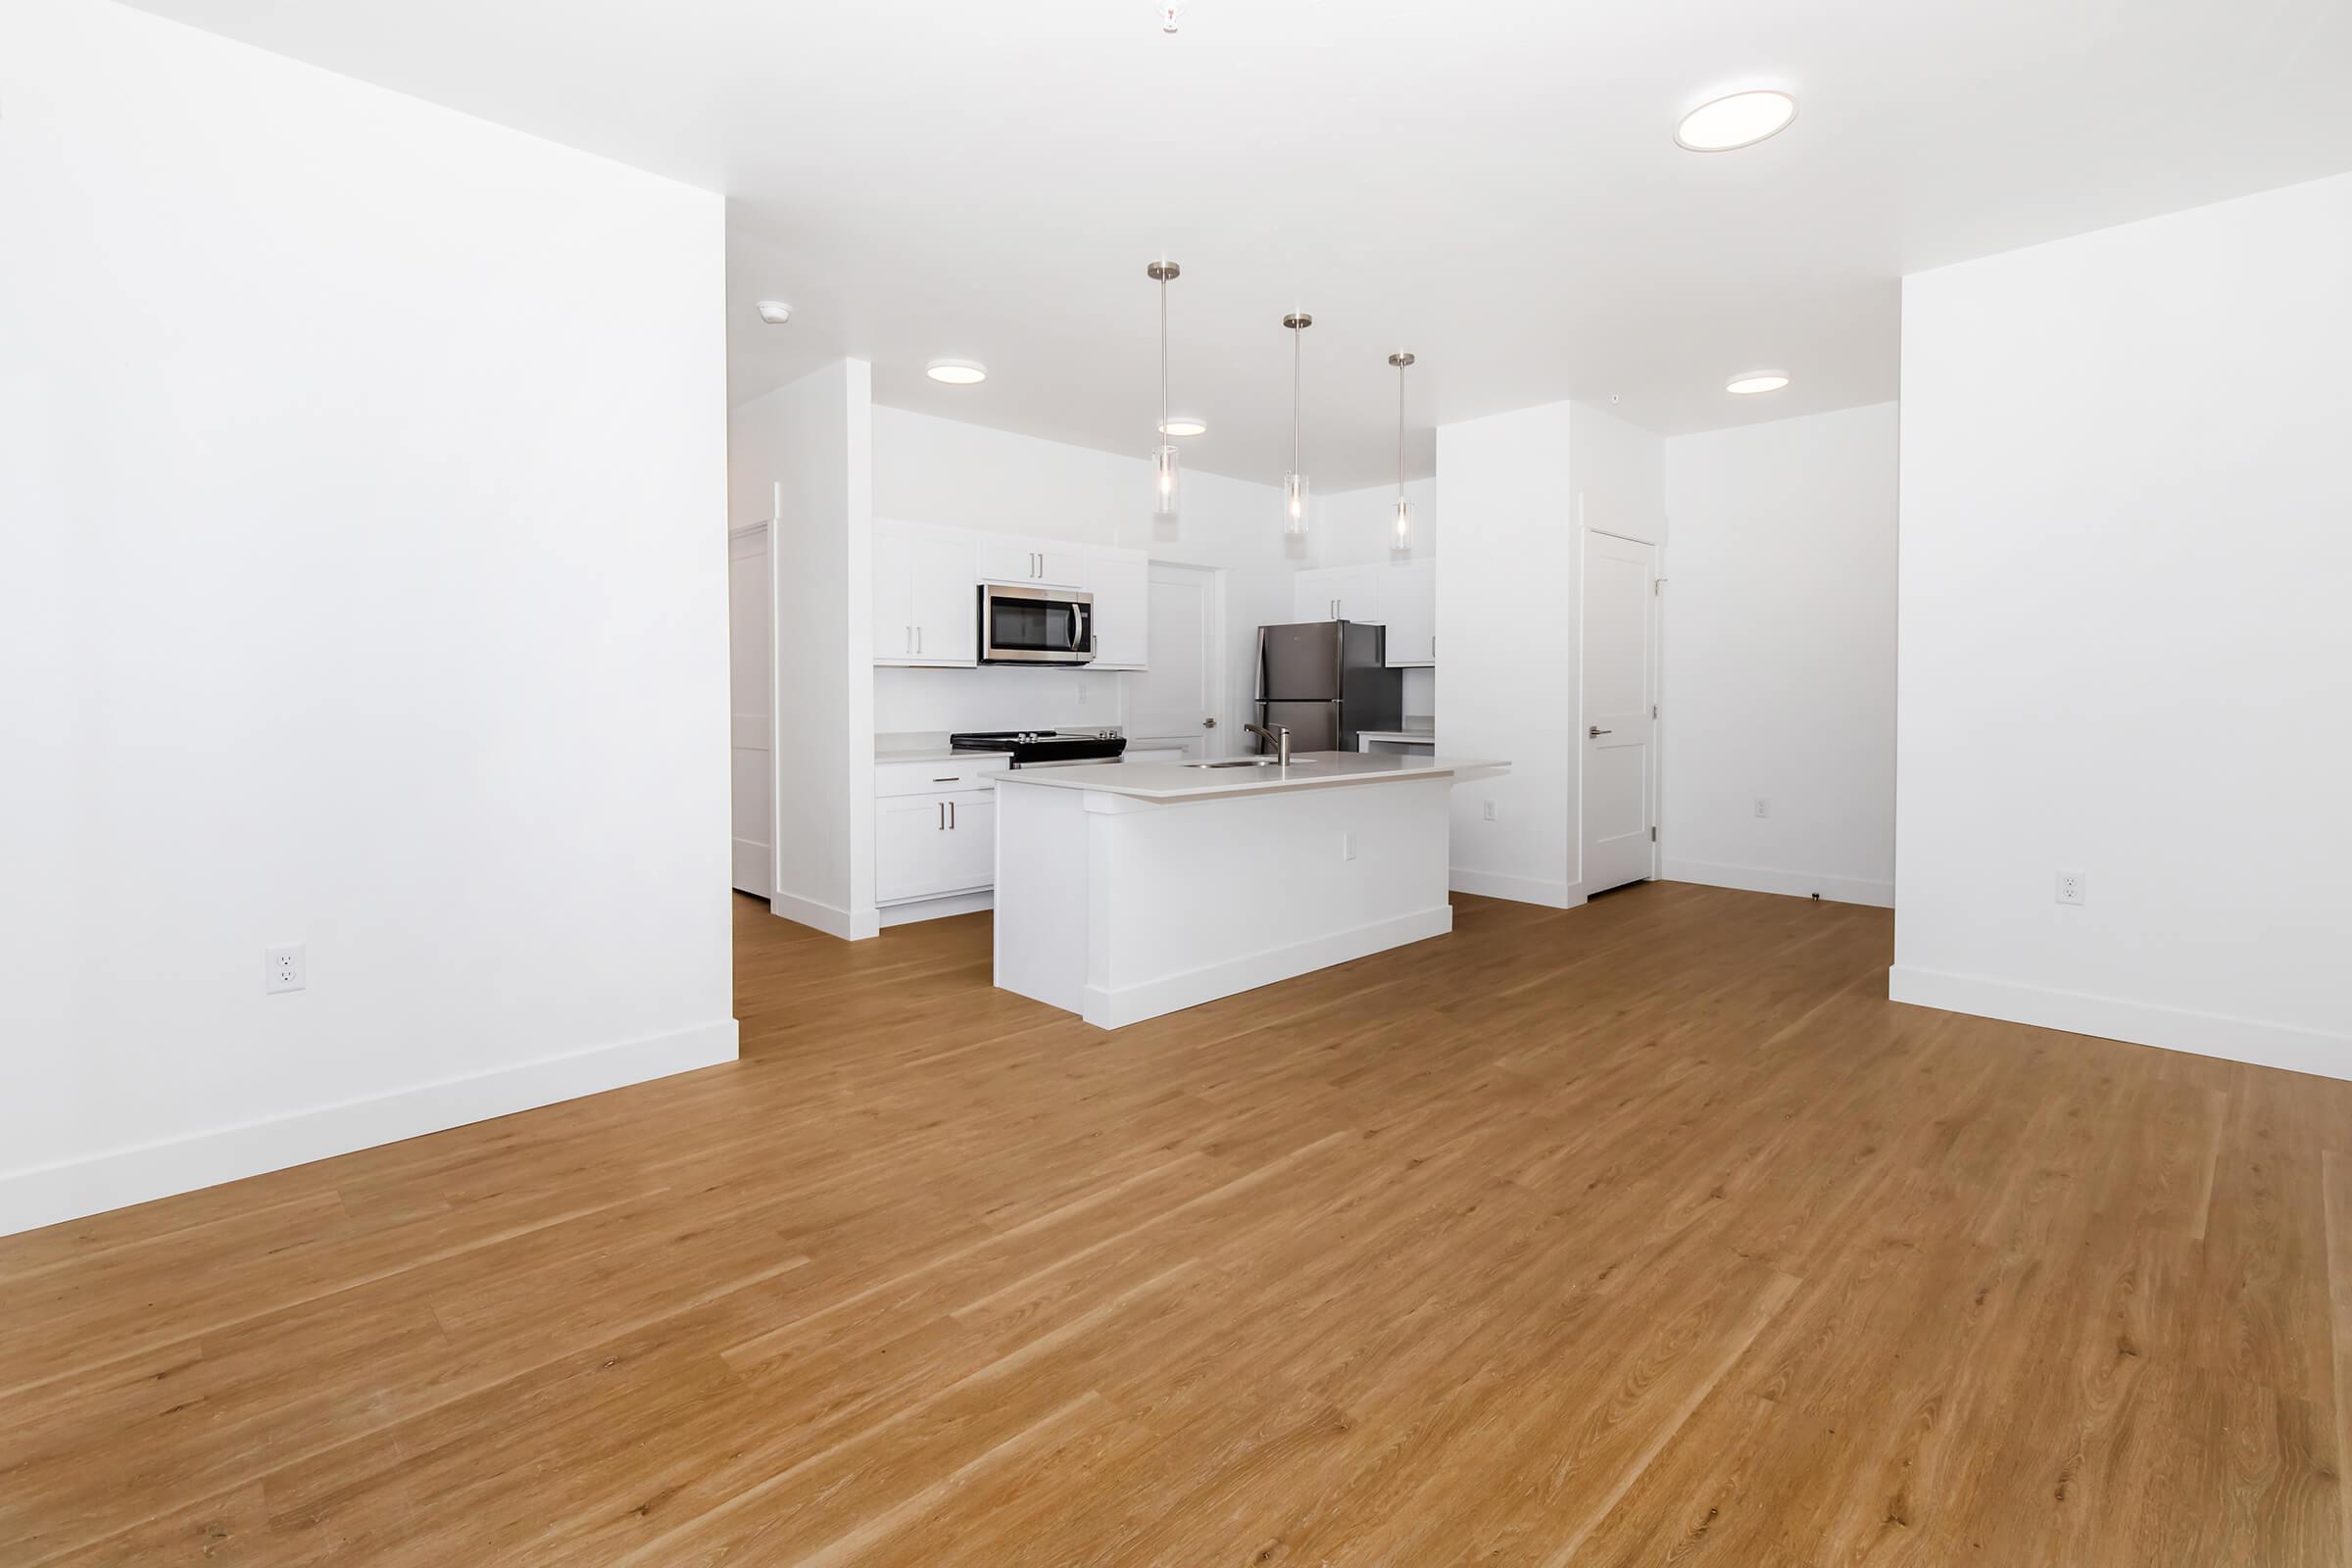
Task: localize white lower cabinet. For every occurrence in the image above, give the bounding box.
[876,790,996,905]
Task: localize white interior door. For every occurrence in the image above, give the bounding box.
[728,524,773,897]
[1581,530,1657,895]
[1126,562,1224,760]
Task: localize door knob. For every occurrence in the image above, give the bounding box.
[1202,716,1216,728]
[1589,726,1612,738]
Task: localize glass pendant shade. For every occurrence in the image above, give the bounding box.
[1152,443,1181,521]
[1284,472,1310,536]
[1392,494,1414,550]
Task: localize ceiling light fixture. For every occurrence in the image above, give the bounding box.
[1726,371,1790,395]
[755,300,792,325]
[1282,313,1312,538]
[925,359,987,385]
[1388,352,1416,553]
[1148,261,1182,530]
[1150,2,1190,34]
[1675,89,1797,152]
[1158,417,1207,437]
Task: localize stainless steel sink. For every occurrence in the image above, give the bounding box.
[1183,757,1307,769]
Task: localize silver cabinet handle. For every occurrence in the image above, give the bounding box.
[1589,726,1612,738]
[1202,716,1216,728]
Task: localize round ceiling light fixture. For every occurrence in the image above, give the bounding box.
[925,359,988,385]
[755,300,792,324]
[1158,416,1207,437]
[1726,371,1791,395]
[1676,90,1797,152]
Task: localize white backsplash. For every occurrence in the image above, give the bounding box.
[873,664,1127,735]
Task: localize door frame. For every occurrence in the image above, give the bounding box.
[1577,525,1662,893]
[1129,560,1229,760]
[728,518,773,899]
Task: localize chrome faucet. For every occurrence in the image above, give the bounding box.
[1243,722,1292,764]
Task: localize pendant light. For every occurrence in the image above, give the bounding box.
[1148,261,1182,528]
[1282,312,1312,536]
[1388,352,1415,552]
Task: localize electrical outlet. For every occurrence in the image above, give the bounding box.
[1754,798,1770,818]
[1482,800,1496,822]
[266,943,307,994]
[2055,870,2086,906]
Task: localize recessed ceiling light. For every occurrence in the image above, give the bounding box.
[1676,90,1797,152]
[1726,371,1790,395]
[926,359,987,385]
[755,300,791,325]
[1158,416,1207,437]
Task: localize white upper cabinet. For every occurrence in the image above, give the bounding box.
[981,540,1083,588]
[874,524,1144,669]
[874,520,978,666]
[1081,547,1149,669]
[1381,558,1437,666]
[1291,559,1434,666]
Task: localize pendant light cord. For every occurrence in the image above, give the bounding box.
[1396,360,1405,496]
[1292,323,1302,476]
[1158,270,1171,439]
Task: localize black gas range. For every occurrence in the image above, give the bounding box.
[949,729,1128,768]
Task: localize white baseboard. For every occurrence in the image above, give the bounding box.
[1663,858,1894,909]
[1887,964,2352,1082]
[768,888,879,941]
[0,1019,740,1239]
[1084,905,1454,1030]
[1448,867,1580,908]
[730,837,772,899]
[878,890,994,928]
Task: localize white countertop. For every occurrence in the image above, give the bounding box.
[1356,729,1437,745]
[989,750,1506,802]
[876,743,1010,764]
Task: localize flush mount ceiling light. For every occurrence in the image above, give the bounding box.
[1158,417,1207,437]
[755,300,792,324]
[1726,371,1791,395]
[1676,89,1797,152]
[925,359,987,385]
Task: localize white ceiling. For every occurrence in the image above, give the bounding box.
[131,0,2352,488]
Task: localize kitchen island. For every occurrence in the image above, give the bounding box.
[991,751,1507,1029]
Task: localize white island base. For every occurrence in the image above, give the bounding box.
[991,753,1507,1030]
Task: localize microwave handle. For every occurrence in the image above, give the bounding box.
[1069,602,1085,650]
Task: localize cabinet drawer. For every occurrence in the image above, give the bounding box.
[875,757,1006,797]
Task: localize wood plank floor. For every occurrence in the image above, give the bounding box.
[5,883,2346,1564]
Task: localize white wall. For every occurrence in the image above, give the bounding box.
[1661,404,1898,906]
[0,0,733,1235]
[732,362,876,937]
[1894,172,2352,1075]
[869,406,1296,742]
[1309,477,1439,567]
[1437,399,1662,906]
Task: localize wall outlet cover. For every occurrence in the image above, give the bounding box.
[266,943,307,994]
[2055,871,2086,906]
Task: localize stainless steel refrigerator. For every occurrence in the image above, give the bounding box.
[1253,620,1402,754]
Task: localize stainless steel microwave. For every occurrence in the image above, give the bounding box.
[979,582,1095,665]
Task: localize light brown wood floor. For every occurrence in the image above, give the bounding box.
[4,885,2345,1564]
